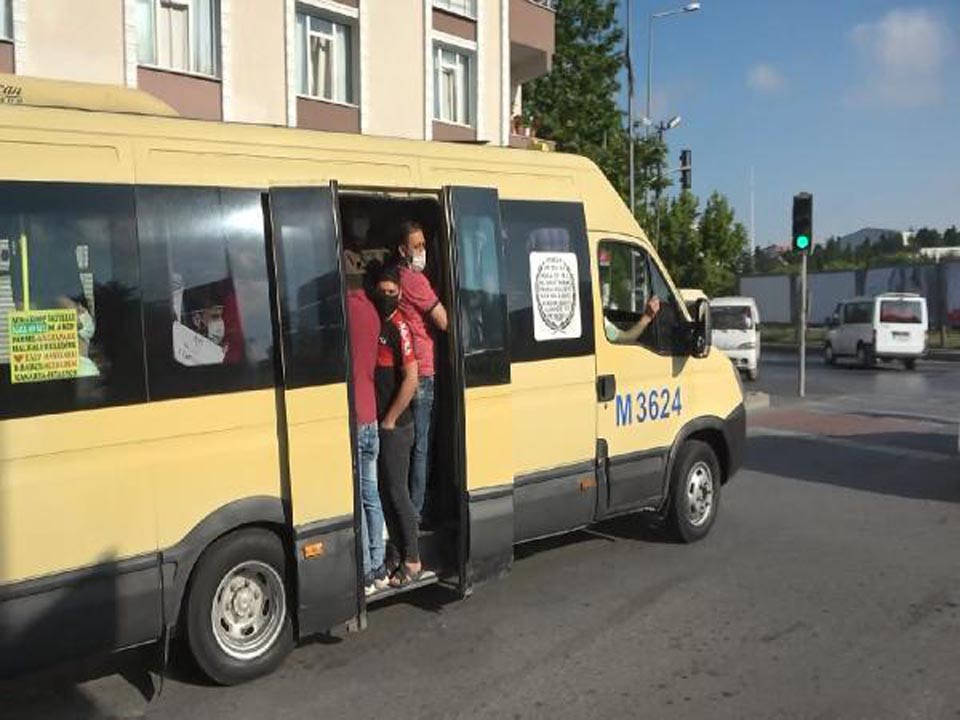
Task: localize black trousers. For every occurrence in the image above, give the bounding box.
[378,423,419,563]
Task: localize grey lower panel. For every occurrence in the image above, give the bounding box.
[607,450,666,511]
[295,517,358,639]
[0,556,161,680]
[514,461,597,543]
[466,485,514,588]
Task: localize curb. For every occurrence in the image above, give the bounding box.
[745,391,770,412]
[762,343,960,362]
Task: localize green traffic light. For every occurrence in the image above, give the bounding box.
[796,234,810,250]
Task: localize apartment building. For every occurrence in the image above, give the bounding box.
[0,0,554,146]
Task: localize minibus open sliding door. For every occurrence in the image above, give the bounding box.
[267,183,362,637]
[443,186,514,595]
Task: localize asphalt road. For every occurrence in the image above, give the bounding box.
[3,353,959,720]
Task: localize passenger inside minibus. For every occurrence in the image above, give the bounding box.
[339,192,460,599]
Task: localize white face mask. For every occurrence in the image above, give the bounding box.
[207,318,226,344]
[410,250,427,273]
[78,310,95,343]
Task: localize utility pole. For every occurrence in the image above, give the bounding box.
[750,166,756,254]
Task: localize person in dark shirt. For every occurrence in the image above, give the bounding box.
[373,263,422,586]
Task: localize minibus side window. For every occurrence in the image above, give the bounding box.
[500,200,595,363]
[269,187,346,388]
[138,187,275,400]
[598,241,684,355]
[0,182,146,420]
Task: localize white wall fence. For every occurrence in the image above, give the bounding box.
[739,261,960,328]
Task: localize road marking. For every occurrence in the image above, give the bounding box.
[748,426,956,463]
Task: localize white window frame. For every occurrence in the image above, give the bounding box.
[137,0,220,79]
[433,0,477,20]
[433,43,474,127]
[0,0,12,41]
[296,6,357,107]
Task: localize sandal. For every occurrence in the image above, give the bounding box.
[389,563,424,588]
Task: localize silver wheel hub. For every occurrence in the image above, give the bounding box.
[686,461,714,527]
[211,560,285,661]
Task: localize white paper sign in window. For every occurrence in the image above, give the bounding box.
[530,251,581,341]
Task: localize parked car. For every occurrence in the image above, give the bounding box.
[710,296,761,381]
[824,293,928,370]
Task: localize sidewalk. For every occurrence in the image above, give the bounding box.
[763,343,960,362]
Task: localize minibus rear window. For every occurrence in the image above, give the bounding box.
[880,301,922,324]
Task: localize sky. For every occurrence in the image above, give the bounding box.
[617,0,960,248]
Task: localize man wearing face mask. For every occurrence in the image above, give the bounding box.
[58,295,100,377]
[396,220,448,524]
[373,263,422,586]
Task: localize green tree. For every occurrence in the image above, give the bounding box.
[523,0,628,198]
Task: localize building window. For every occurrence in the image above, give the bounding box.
[434,0,476,18]
[296,11,355,105]
[136,0,219,77]
[434,45,473,126]
[0,0,11,41]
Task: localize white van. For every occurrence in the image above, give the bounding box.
[824,293,928,369]
[710,297,761,381]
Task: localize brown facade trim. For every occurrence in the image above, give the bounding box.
[0,41,13,74]
[432,8,477,41]
[137,67,222,121]
[297,97,360,134]
[433,121,477,142]
[509,0,555,57]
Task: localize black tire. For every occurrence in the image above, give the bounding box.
[666,440,721,543]
[184,528,294,685]
[856,343,874,368]
[904,358,917,371]
[824,343,836,366]
[747,367,759,382]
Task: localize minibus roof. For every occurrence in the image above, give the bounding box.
[0,73,178,117]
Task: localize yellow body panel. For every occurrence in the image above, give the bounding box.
[0,390,282,584]
[283,384,355,524]
[463,383,514,492]
[590,232,742,459]
[510,357,596,476]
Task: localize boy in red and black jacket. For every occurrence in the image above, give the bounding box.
[371,263,423,586]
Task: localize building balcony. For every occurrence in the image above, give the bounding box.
[509,0,556,86]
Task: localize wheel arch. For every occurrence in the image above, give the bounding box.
[160,496,291,637]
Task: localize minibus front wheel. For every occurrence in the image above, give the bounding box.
[666,440,721,543]
[184,527,294,685]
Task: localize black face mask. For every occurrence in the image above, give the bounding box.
[375,293,399,318]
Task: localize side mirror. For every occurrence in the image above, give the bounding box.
[689,298,712,358]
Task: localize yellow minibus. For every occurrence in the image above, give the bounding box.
[0,75,744,685]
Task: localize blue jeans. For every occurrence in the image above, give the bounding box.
[357,422,384,577]
[409,375,434,518]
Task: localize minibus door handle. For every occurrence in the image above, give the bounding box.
[597,374,616,402]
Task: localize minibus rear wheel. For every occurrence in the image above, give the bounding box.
[666,440,721,543]
[184,527,294,685]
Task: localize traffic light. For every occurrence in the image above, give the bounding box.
[792,192,813,253]
[680,149,692,191]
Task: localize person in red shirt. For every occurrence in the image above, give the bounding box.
[373,263,422,586]
[344,251,388,595]
[396,221,448,522]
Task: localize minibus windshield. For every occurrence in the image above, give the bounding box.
[712,306,754,331]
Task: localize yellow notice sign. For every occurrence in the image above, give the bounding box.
[8,309,80,384]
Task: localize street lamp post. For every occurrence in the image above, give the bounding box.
[643,2,700,213]
[654,116,682,247]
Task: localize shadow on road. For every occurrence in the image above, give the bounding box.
[745,433,960,503]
